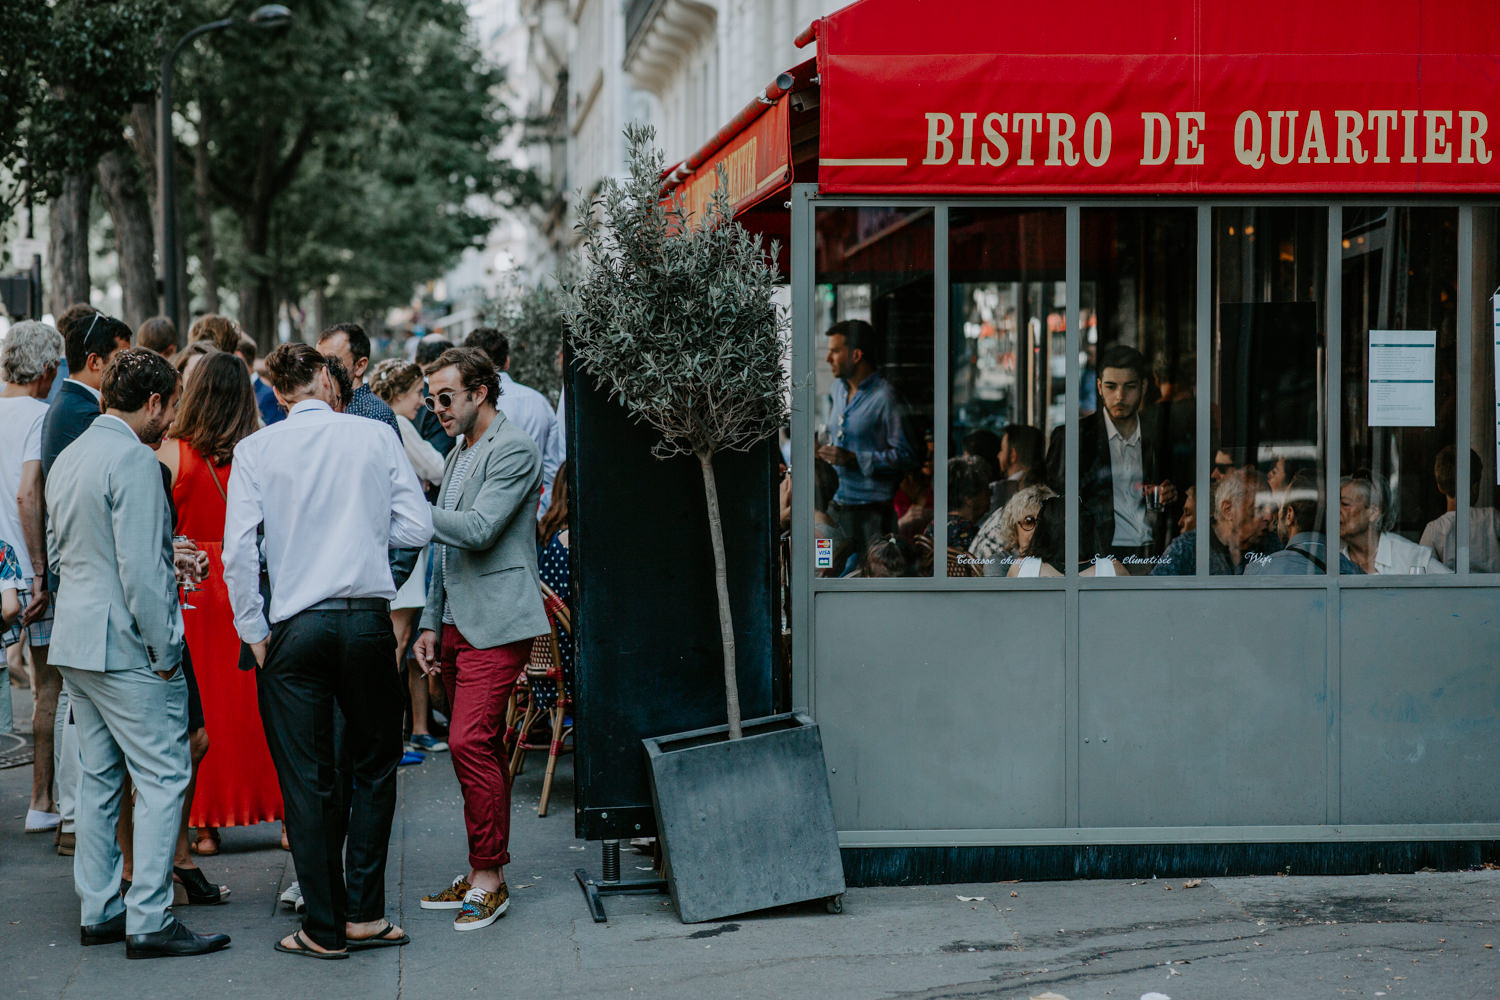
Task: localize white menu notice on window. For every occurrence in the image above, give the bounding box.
[1368,329,1436,427]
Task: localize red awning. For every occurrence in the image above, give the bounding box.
[661,60,816,226]
[804,0,1500,194]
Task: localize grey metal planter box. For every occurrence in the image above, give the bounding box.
[644,712,846,923]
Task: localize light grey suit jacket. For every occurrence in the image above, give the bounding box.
[421,410,549,649]
[46,417,183,672]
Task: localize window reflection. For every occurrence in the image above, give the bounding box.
[1074,208,1197,576]
[1339,207,1457,575]
[1464,207,1500,574]
[814,208,933,576]
[948,208,1066,577]
[1195,207,1329,576]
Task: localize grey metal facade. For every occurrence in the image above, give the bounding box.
[790,186,1500,851]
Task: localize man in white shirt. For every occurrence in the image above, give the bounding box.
[1421,445,1500,572]
[1340,472,1450,575]
[464,328,561,513]
[0,322,63,812]
[223,343,433,958]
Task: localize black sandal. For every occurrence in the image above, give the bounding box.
[173,865,229,905]
[274,930,348,960]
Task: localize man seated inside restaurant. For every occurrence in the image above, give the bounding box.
[1152,467,1272,576]
[961,428,1002,489]
[1244,470,1361,575]
[1419,445,1500,573]
[1339,471,1450,575]
[816,319,918,560]
[1047,345,1176,570]
[993,423,1044,512]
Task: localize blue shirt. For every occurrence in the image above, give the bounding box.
[1243,532,1361,575]
[347,384,401,439]
[827,371,917,505]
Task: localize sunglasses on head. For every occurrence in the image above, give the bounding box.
[1213,460,1235,473]
[423,387,474,411]
[81,312,119,360]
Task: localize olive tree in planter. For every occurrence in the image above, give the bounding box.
[564,124,844,922]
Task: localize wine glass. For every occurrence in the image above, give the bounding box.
[173,535,200,610]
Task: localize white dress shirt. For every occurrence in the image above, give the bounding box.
[1357,532,1453,575]
[223,399,434,643]
[498,371,561,511]
[1103,409,1149,546]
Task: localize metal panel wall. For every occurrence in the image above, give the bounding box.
[1077,590,1329,828]
[813,590,1068,831]
[1340,589,1500,825]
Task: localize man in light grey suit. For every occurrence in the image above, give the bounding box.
[413,347,549,933]
[46,349,229,959]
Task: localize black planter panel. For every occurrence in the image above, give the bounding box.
[568,362,777,840]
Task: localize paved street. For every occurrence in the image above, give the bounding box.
[1,686,1498,999]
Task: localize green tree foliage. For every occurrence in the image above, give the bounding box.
[0,0,170,227]
[179,0,538,339]
[564,124,789,740]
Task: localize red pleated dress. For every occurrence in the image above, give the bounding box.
[175,440,284,827]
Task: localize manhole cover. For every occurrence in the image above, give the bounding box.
[0,732,33,769]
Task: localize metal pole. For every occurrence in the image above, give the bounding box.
[158,18,236,335]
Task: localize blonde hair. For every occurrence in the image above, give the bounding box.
[368,358,424,403]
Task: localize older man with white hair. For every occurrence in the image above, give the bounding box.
[0,321,64,830]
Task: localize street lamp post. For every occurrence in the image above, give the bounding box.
[158,4,292,335]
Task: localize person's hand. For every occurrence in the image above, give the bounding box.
[816,445,854,467]
[21,584,49,626]
[172,539,209,584]
[250,640,268,668]
[413,629,439,677]
[1157,480,1179,507]
[778,474,793,530]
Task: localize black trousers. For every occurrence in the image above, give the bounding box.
[257,608,401,950]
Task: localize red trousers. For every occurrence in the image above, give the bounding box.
[438,626,529,870]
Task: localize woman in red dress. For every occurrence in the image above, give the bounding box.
[158,349,283,853]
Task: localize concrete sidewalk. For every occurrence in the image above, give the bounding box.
[2,698,1498,999]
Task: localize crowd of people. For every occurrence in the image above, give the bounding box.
[810,321,1468,578]
[0,307,569,959]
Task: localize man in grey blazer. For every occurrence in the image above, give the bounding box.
[46,349,229,959]
[413,347,548,933]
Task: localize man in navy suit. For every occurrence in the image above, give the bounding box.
[237,335,284,425]
[18,307,131,854]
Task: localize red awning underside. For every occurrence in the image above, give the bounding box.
[811,0,1500,195]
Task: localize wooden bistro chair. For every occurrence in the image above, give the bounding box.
[508,582,573,817]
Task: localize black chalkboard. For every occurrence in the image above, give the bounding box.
[568,361,777,841]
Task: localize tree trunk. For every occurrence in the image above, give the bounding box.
[698,449,743,740]
[46,169,93,317]
[97,147,157,330]
[194,110,220,314]
[240,202,276,350]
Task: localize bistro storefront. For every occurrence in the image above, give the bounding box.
[664,0,1500,882]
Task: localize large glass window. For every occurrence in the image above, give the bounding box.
[1208,207,1329,577]
[1077,208,1197,577]
[1339,208,1457,575]
[813,207,933,578]
[948,208,1066,578]
[1467,207,1500,574]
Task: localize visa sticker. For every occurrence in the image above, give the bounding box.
[815,538,834,569]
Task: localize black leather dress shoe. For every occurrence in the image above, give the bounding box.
[80,912,126,946]
[125,918,230,959]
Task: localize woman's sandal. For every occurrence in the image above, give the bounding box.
[274,930,348,960]
[173,866,230,905]
[346,920,410,950]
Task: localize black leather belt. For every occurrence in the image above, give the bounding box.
[302,597,389,613]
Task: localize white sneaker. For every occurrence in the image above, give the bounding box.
[279,881,305,913]
[24,809,60,833]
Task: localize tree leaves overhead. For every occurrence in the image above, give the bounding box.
[482,279,568,405]
[176,0,538,327]
[562,123,789,463]
[0,0,171,226]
